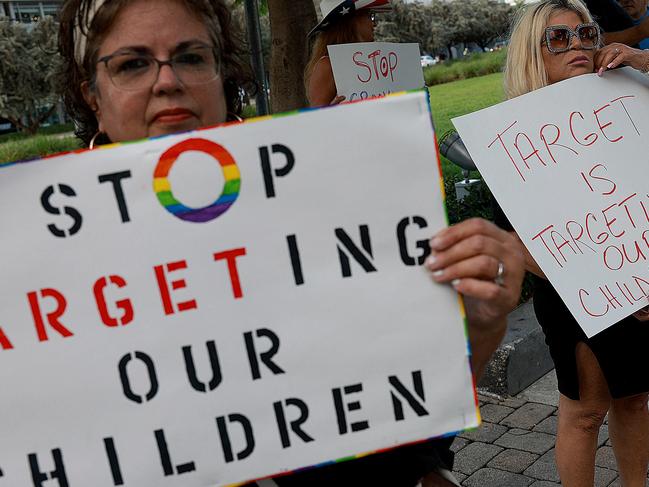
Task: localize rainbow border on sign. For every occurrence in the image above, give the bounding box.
[0,90,479,485]
[153,138,240,223]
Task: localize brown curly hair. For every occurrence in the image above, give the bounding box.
[58,0,256,146]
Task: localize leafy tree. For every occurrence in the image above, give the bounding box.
[0,17,62,134]
[376,0,456,57]
[376,0,514,58]
[449,0,514,51]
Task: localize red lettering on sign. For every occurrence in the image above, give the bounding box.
[610,95,640,136]
[565,220,596,254]
[618,193,638,229]
[353,52,372,83]
[602,203,625,239]
[569,111,598,146]
[593,103,623,143]
[539,123,579,164]
[0,327,13,350]
[514,132,547,169]
[27,288,73,342]
[487,121,526,182]
[531,225,563,267]
[633,275,649,297]
[93,275,134,327]
[214,248,247,299]
[585,212,608,245]
[585,164,617,196]
[154,260,197,315]
[600,284,622,309]
[579,288,609,317]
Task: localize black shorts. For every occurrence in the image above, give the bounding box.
[533,278,649,400]
[493,200,649,401]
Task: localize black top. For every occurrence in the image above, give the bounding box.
[245,438,455,487]
[275,439,455,486]
[584,0,635,33]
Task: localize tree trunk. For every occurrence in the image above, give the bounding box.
[5,115,26,133]
[267,0,317,112]
[26,104,57,135]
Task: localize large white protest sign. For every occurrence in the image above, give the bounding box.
[453,68,649,337]
[0,91,477,486]
[328,42,425,101]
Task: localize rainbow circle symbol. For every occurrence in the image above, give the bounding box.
[153,138,240,223]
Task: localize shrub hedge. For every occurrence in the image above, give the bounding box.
[424,49,507,86]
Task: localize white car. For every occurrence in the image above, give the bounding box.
[420,55,437,67]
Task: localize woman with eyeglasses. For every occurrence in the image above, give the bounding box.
[54,1,526,486]
[502,1,649,485]
[305,0,387,107]
[58,0,254,148]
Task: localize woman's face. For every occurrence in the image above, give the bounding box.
[542,10,595,85]
[83,0,227,143]
[353,11,375,42]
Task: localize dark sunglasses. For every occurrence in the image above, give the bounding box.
[542,22,600,53]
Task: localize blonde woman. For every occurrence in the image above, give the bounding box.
[502,1,649,485]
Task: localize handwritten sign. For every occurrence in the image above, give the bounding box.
[0,91,477,487]
[328,42,425,101]
[453,68,649,337]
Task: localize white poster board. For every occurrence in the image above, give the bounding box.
[0,91,477,487]
[453,68,649,337]
[328,42,425,101]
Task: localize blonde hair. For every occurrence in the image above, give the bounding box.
[504,0,594,99]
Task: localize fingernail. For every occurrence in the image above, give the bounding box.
[452,279,461,289]
[424,254,436,268]
[607,63,614,69]
[430,236,442,249]
[597,67,603,76]
[433,269,444,278]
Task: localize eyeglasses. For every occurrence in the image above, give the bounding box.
[97,45,220,91]
[542,23,600,53]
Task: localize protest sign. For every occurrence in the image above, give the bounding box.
[0,91,477,487]
[328,42,424,101]
[453,68,649,337]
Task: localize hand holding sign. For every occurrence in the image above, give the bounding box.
[454,68,649,337]
[426,218,525,378]
[0,91,479,487]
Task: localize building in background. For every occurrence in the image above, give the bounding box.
[0,1,62,22]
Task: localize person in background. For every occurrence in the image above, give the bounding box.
[617,0,649,47]
[58,1,525,486]
[305,0,391,107]
[502,1,649,486]
[583,0,649,45]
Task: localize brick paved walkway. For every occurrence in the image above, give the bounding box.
[450,372,649,487]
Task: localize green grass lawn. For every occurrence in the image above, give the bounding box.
[0,134,80,165]
[429,72,505,177]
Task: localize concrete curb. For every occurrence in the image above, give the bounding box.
[478,300,554,396]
